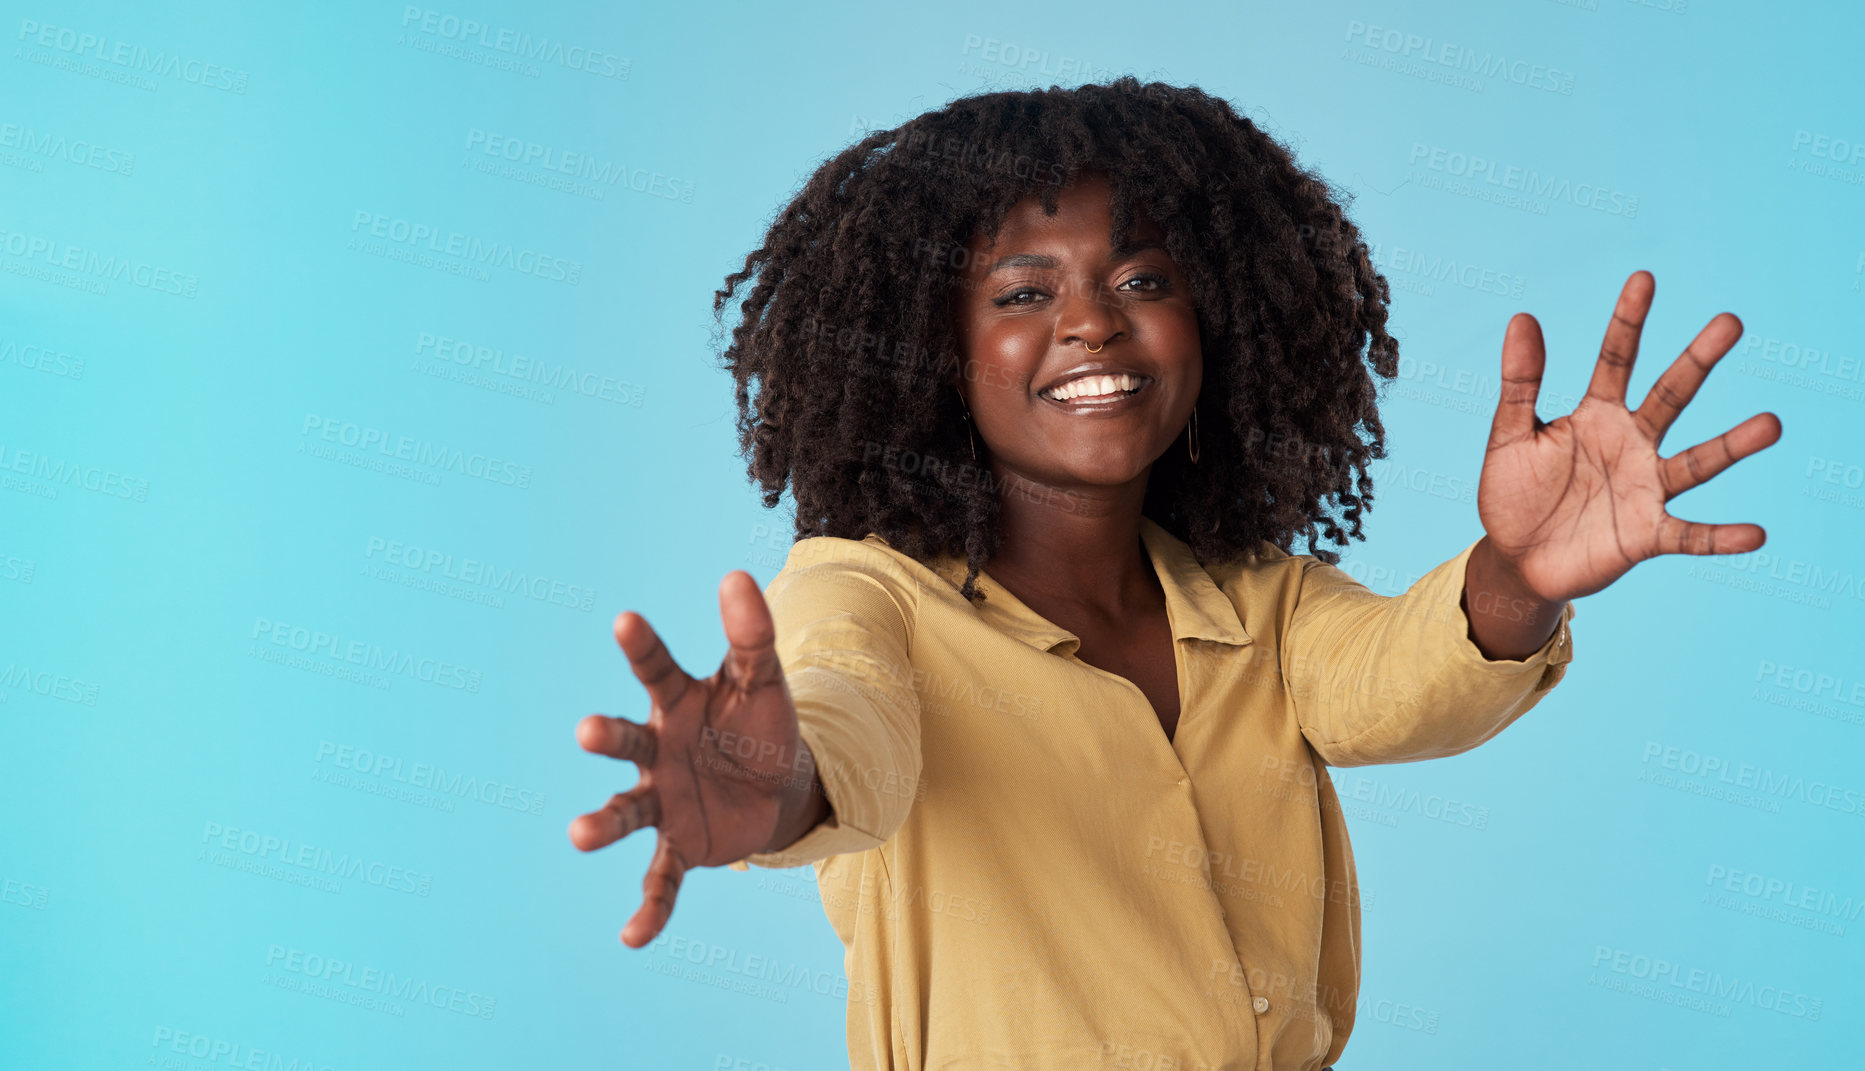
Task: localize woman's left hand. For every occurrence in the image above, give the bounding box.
[1475,270,1783,606]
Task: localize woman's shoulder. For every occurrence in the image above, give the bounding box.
[765,531,960,619]
[1196,537,1324,596]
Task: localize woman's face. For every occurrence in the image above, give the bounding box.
[950,172,1202,496]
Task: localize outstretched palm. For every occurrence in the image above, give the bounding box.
[1477,271,1783,604]
[569,571,811,948]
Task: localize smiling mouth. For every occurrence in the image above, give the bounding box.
[1038,373,1153,407]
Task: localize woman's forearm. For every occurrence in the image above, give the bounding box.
[1461,536,1567,662]
[759,738,833,854]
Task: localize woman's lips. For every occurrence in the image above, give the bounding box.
[1038,374,1153,412]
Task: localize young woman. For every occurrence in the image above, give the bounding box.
[568,78,1780,1070]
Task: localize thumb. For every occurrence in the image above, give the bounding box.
[719,570,782,689]
[1491,312,1547,448]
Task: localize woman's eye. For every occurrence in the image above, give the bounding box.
[1120,273,1168,293]
[993,287,1046,307]
[992,274,1166,307]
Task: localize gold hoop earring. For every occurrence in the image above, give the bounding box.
[959,393,978,461]
[1084,341,1103,353]
[1187,407,1200,464]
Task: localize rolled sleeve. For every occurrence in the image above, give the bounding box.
[730,544,923,871]
[1286,536,1576,768]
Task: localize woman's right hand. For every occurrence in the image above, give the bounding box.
[569,570,827,948]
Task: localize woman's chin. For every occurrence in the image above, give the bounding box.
[1030,458,1158,493]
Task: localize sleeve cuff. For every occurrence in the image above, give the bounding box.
[1440,537,1577,693]
[730,673,910,870]
[1294,537,1579,767]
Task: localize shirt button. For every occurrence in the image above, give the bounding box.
[1176,777,1188,787]
[1252,996,1270,1014]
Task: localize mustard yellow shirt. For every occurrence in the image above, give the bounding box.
[729,515,1576,1070]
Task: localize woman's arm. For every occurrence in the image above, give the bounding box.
[565,540,920,946]
[758,744,832,855]
[1286,270,1778,768]
[1280,540,1577,768]
[1460,534,1568,662]
[734,540,925,870]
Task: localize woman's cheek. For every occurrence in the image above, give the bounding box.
[964,360,1014,393]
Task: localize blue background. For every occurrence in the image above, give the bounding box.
[3,1,1862,1068]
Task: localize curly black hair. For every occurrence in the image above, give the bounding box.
[713,75,1399,603]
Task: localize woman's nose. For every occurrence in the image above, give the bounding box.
[1054,278,1126,348]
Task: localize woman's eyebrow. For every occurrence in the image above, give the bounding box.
[983,239,1169,275]
[985,252,1057,274]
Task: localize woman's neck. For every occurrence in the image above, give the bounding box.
[981,461,1159,622]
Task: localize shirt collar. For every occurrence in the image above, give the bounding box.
[925,516,1255,657]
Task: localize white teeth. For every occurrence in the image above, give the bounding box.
[1045,373,1143,402]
